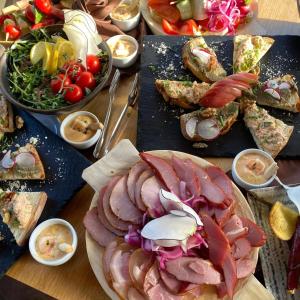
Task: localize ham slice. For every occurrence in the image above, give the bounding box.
[127,287,144,300]
[140,153,180,196]
[103,176,131,231]
[97,186,125,236]
[240,217,267,247]
[141,176,165,218]
[110,175,142,224]
[143,263,160,294]
[147,281,183,300]
[171,156,201,197]
[193,163,228,207]
[135,169,153,211]
[83,207,116,247]
[165,257,222,285]
[222,252,237,299]
[214,199,235,227]
[223,215,248,244]
[127,161,149,204]
[236,257,256,279]
[159,268,182,294]
[110,243,135,299]
[232,238,252,260]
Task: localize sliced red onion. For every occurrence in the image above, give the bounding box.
[1,151,14,169]
[157,246,183,269]
[197,119,220,140]
[15,152,36,169]
[124,225,141,247]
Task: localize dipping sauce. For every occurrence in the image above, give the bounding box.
[111,1,139,21]
[108,39,136,58]
[64,115,97,142]
[236,153,274,185]
[35,224,73,260]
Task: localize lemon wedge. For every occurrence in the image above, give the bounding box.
[43,43,55,74]
[30,41,47,65]
[269,201,298,240]
[56,40,75,69]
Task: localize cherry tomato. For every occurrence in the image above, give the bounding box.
[161,19,179,35]
[34,0,52,15]
[4,20,21,40]
[179,20,199,35]
[197,18,210,31]
[76,71,96,90]
[50,74,71,94]
[86,54,101,74]
[148,0,181,24]
[0,15,13,26]
[63,61,85,82]
[25,5,35,23]
[64,84,83,103]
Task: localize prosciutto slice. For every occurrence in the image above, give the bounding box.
[171,156,201,197]
[140,153,180,196]
[240,217,267,247]
[110,175,142,224]
[141,176,165,218]
[127,161,149,204]
[135,169,153,211]
[83,207,116,247]
[103,176,131,231]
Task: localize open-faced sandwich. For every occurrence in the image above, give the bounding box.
[0,96,14,134]
[254,75,300,112]
[155,80,211,109]
[182,37,227,83]
[0,189,47,246]
[180,102,240,141]
[0,144,45,180]
[233,35,274,74]
[243,101,294,158]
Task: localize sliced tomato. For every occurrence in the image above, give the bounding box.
[197,18,209,31]
[162,19,179,35]
[179,19,199,35]
[149,0,181,24]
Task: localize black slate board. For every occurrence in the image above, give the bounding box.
[0,108,91,276]
[137,35,300,158]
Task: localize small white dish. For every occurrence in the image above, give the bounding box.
[29,218,78,266]
[110,6,140,32]
[60,111,101,149]
[232,148,277,190]
[106,35,139,68]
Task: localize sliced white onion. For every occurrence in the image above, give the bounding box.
[155,239,182,247]
[278,82,291,90]
[185,117,198,139]
[197,119,220,141]
[264,88,280,100]
[191,48,211,65]
[15,152,35,169]
[1,151,14,169]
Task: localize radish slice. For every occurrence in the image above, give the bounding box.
[264,88,280,100]
[185,117,198,138]
[191,48,211,65]
[197,119,220,140]
[278,82,291,90]
[1,151,14,169]
[15,152,36,169]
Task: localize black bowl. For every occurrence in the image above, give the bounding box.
[0,25,112,115]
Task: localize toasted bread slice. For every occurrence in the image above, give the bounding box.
[254,75,300,112]
[0,190,47,246]
[0,96,14,133]
[233,35,274,74]
[0,144,45,180]
[182,37,227,83]
[243,102,294,158]
[180,102,239,141]
[155,80,211,109]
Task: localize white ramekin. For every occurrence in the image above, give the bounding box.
[232,148,277,190]
[29,218,78,266]
[60,111,101,149]
[110,9,140,32]
[106,35,139,68]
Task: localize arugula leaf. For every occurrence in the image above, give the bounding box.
[34,6,44,24]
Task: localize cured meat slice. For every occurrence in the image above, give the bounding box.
[240,217,267,247]
[103,238,123,285]
[193,163,228,207]
[226,227,249,244]
[97,186,125,236]
[83,207,116,247]
[236,258,256,279]
[232,238,252,260]
[127,287,144,300]
[217,282,227,299]
[222,252,237,299]
[159,268,182,294]
[140,153,180,196]
[135,169,153,211]
[165,257,221,285]
[128,248,155,292]
[171,156,201,197]
[141,176,165,218]
[110,175,142,224]
[143,263,160,294]
[223,215,248,244]
[127,161,149,204]
[110,243,135,299]
[147,281,183,300]
[103,176,131,231]
[214,199,235,227]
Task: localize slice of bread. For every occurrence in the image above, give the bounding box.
[0,96,14,133]
[0,191,47,246]
[0,144,45,180]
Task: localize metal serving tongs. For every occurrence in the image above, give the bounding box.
[93,69,120,159]
[102,72,139,155]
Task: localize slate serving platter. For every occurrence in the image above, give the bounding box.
[137,35,300,158]
[0,108,91,276]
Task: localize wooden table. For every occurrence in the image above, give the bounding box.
[3,0,300,299]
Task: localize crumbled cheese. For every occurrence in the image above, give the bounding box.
[29,137,39,145]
